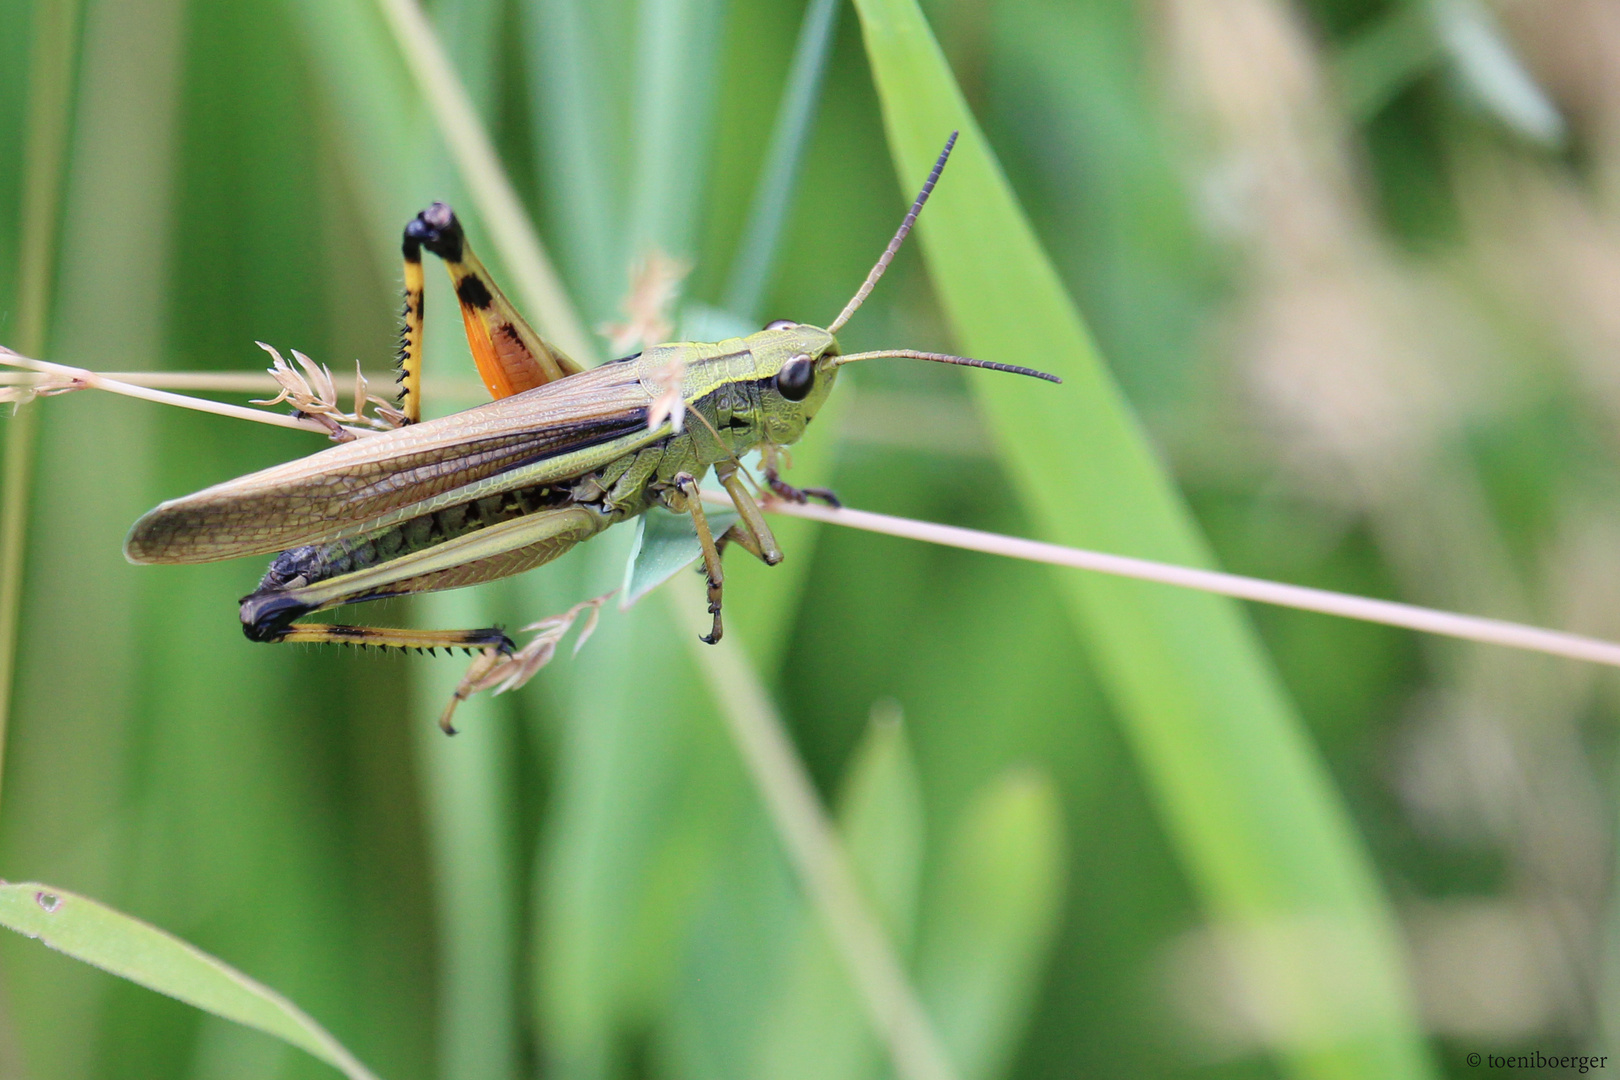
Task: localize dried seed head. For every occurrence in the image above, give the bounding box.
[437,592,616,733]
[646,354,688,434]
[599,249,691,355]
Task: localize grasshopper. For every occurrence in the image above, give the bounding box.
[125,134,1058,729]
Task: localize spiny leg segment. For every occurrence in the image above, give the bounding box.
[396,232,427,423]
[669,472,727,644]
[272,624,513,654]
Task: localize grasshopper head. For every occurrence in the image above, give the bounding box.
[747,320,842,433]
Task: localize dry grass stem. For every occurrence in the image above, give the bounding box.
[597,250,692,433]
[703,491,1620,671]
[0,369,489,400]
[0,349,374,439]
[646,356,688,434]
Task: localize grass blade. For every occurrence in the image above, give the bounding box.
[669,579,959,1080]
[522,0,626,322]
[754,708,925,1080]
[914,770,1064,1080]
[721,0,842,321]
[627,0,727,260]
[846,2,1436,1076]
[0,0,83,808]
[0,883,382,1080]
[413,597,522,1080]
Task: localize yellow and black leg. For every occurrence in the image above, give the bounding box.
[240,506,607,656]
[669,471,726,644]
[396,229,428,424]
[403,202,584,405]
[241,590,512,654]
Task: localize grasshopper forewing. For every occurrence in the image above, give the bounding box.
[125,132,1060,727]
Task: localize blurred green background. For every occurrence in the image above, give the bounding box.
[3,0,1619,1077]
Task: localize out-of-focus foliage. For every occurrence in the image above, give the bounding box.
[0,0,1618,1079]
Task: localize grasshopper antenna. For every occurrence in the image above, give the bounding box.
[827,131,957,335]
[830,349,1061,383]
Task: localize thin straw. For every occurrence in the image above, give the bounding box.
[0,370,488,399]
[701,491,1620,670]
[0,350,372,439]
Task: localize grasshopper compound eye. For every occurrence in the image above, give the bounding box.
[764,319,798,331]
[776,354,815,401]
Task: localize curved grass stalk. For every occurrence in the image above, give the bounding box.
[0,883,382,1080]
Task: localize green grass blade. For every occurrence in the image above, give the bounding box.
[414,593,522,1080]
[428,0,504,115]
[0,883,382,1080]
[626,0,727,261]
[847,3,1436,1077]
[914,769,1064,1080]
[721,0,841,321]
[754,708,924,1080]
[1333,0,1437,122]
[522,0,628,322]
[0,0,83,808]
[673,583,958,1080]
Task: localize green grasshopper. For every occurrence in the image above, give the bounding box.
[125,133,1058,728]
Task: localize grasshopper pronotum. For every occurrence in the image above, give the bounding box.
[125,133,1059,728]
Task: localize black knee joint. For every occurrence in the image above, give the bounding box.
[239,591,313,643]
[403,202,465,263]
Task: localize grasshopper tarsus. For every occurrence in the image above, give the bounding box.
[763,466,840,509]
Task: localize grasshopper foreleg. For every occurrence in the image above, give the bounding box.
[668,472,726,644]
[761,445,840,508]
[714,461,782,566]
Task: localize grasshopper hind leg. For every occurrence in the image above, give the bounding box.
[239,591,513,653]
[264,623,514,654]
